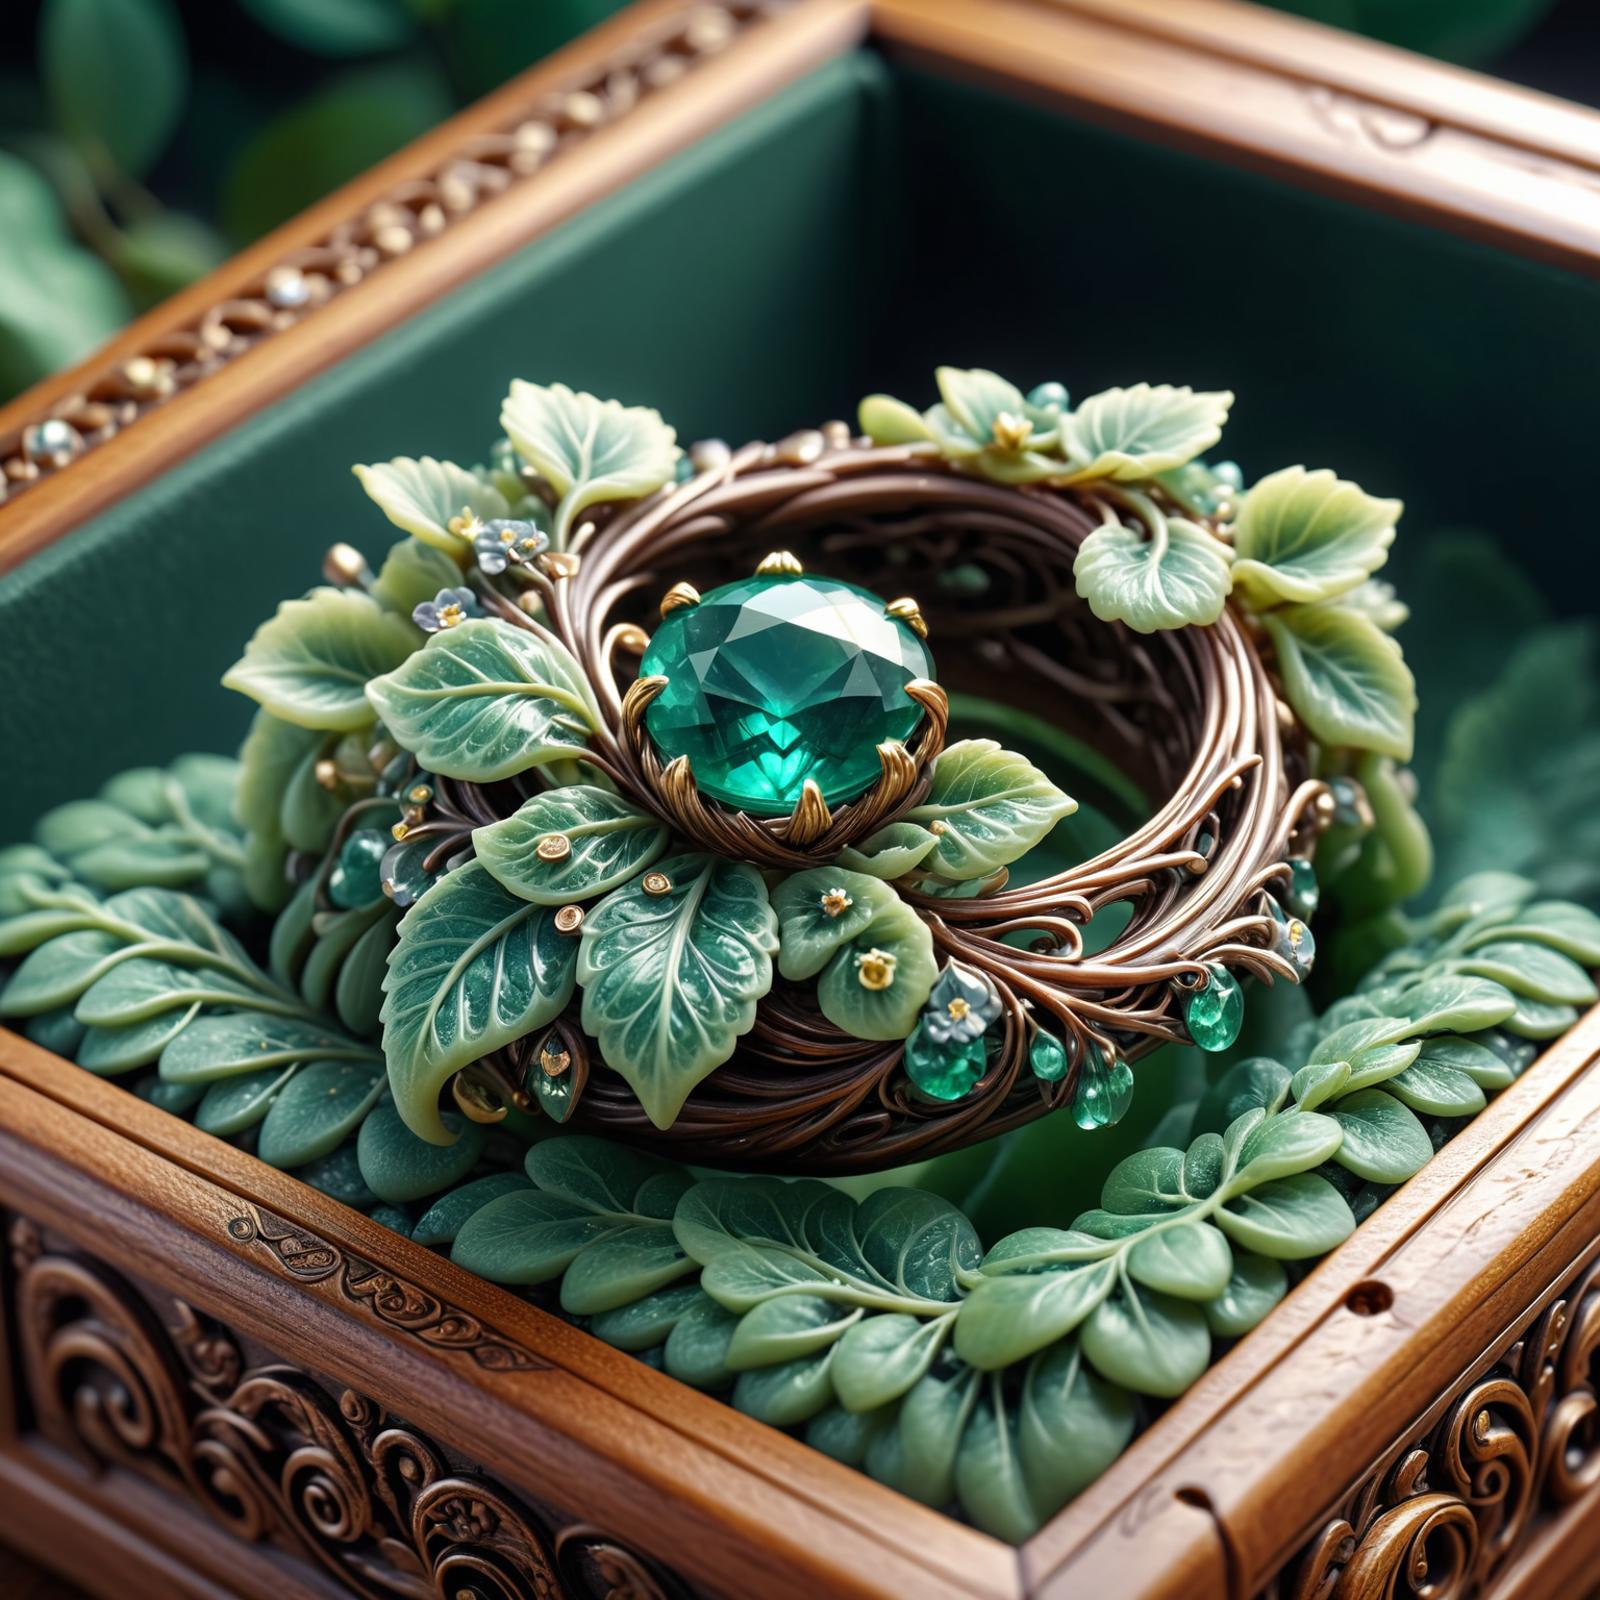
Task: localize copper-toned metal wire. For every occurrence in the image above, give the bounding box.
[463,439,1324,1174]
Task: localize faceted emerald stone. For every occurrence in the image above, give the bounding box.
[1185,965,1243,1052]
[904,1022,984,1102]
[1072,1049,1133,1129]
[640,573,934,815]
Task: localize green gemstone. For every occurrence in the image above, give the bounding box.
[640,573,935,815]
[1029,1030,1069,1082]
[329,827,388,908]
[1288,858,1319,918]
[1269,898,1316,979]
[1072,1050,1133,1129]
[904,1022,984,1102]
[1185,965,1243,1052]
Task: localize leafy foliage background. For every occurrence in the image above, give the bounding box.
[0,0,628,400]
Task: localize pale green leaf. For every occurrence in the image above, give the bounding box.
[365,617,597,780]
[1329,1088,1434,1183]
[1072,518,1233,634]
[352,455,506,556]
[858,393,933,445]
[1203,1251,1288,1337]
[906,739,1076,879]
[1262,603,1416,760]
[832,1313,951,1412]
[1079,1287,1211,1397]
[1216,1172,1355,1259]
[256,1058,387,1167]
[1018,1343,1137,1510]
[500,379,678,536]
[224,587,417,730]
[473,785,669,905]
[1231,465,1401,606]
[836,822,940,879]
[358,1101,486,1202]
[382,861,577,1143]
[1061,384,1232,482]
[1127,1221,1233,1300]
[578,854,777,1129]
[816,897,938,1042]
[772,867,901,982]
[955,1260,1115,1369]
[372,536,464,615]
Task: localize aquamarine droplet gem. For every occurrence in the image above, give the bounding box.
[329,828,388,908]
[1288,858,1319,919]
[1269,897,1317,980]
[639,573,935,815]
[904,1021,984,1102]
[1185,965,1243,1052]
[1029,1030,1068,1082]
[1072,1049,1133,1129]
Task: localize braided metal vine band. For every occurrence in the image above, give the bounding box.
[464,434,1327,1172]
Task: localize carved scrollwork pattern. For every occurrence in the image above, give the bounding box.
[228,1205,545,1373]
[6,1215,698,1600]
[1265,1251,1600,1600]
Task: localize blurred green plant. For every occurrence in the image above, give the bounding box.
[0,0,627,402]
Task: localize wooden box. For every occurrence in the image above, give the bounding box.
[3,3,1600,1596]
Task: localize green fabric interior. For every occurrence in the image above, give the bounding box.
[5,47,1597,843]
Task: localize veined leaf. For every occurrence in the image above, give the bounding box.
[1262,602,1416,761]
[366,617,597,781]
[256,1058,387,1168]
[1231,466,1401,607]
[578,854,777,1129]
[382,862,577,1143]
[906,739,1076,879]
[1060,384,1232,482]
[1018,1342,1137,1511]
[1073,518,1232,634]
[836,822,940,879]
[1329,1088,1433,1183]
[224,587,417,730]
[500,380,679,539]
[473,785,668,905]
[352,455,507,556]
[816,897,938,1042]
[772,867,901,982]
[358,1101,486,1203]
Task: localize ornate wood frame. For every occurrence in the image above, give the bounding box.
[4,1,1600,1596]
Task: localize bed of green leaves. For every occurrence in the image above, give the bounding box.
[0,745,1596,1541]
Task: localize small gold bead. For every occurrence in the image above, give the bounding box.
[641,871,673,897]
[407,783,433,805]
[886,597,928,638]
[855,948,897,991]
[819,887,854,919]
[991,411,1032,452]
[660,581,701,616]
[535,834,572,862]
[755,550,803,577]
[540,1046,572,1078]
[391,821,409,842]
[314,758,340,791]
[553,904,584,935]
[928,819,949,835]
[322,542,371,588]
[615,624,650,656]
[539,550,580,579]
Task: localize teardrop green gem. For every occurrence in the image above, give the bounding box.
[1029,1030,1069,1082]
[1288,858,1319,918]
[904,1022,984,1102]
[1185,965,1243,1052]
[1072,1050,1133,1129]
[1269,898,1316,980]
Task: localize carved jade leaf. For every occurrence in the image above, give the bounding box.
[1072,517,1233,633]
[577,853,777,1129]
[1230,465,1401,608]
[381,860,578,1144]
[224,587,418,731]
[906,739,1076,880]
[473,785,669,906]
[366,617,598,782]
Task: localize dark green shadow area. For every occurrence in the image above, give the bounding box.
[5,46,1596,842]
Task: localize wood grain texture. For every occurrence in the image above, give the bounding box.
[4,0,1600,1594]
